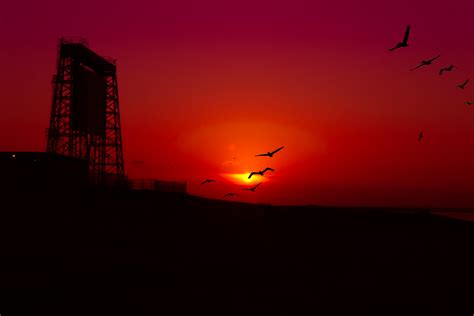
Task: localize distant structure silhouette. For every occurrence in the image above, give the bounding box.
[255,146,284,158]
[224,193,238,198]
[439,65,455,76]
[248,168,274,179]
[410,55,440,71]
[200,179,216,185]
[242,182,262,192]
[418,131,423,142]
[457,79,470,89]
[47,38,125,183]
[389,25,410,51]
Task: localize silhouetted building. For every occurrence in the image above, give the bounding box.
[0,152,88,192]
[0,39,126,194]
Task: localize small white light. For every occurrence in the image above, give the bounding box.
[12,154,16,158]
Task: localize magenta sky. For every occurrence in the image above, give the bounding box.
[0,0,473,207]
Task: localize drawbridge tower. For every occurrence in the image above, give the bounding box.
[47,38,125,183]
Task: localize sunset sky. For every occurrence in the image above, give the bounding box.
[0,0,473,207]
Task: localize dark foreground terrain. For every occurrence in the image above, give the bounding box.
[0,190,473,315]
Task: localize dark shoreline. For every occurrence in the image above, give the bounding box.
[1,190,473,315]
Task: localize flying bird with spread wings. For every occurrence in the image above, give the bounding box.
[224,193,238,198]
[410,55,440,71]
[418,131,423,142]
[457,79,470,90]
[248,168,275,179]
[439,65,455,76]
[200,179,216,185]
[255,146,284,158]
[242,182,262,192]
[389,25,410,51]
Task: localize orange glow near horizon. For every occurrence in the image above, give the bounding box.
[222,172,269,185]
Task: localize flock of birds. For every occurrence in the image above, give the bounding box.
[198,25,470,200]
[389,25,472,142]
[200,146,285,198]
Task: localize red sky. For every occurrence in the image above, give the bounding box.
[0,0,473,208]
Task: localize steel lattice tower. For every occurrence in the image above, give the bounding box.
[47,38,125,183]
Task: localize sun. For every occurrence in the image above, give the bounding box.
[222,172,266,185]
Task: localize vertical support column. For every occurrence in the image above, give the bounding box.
[47,45,73,156]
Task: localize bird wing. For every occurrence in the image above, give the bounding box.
[253,183,262,190]
[200,180,208,185]
[403,25,410,44]
[255,153,269,157]
[263,168,275,173]
[271,146,285,155]
[388,46,398,52]
[439,68,445,76]
[410,63,424,71]
[458,80,468,88]
[428,55,440,63]
[248,172,256,179]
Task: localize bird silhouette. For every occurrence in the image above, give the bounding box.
[389,25,410,51]
[255,146,285,158]
[439,65,455,76]
[248,168,275,179]
[465,101,473,106]
[242,182,262,192]
[200,179,216,185]
[224,193,238,198]
[457,79,470,89]
[410,55,440,71]
[418,131,423,142]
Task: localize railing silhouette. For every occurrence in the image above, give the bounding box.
[128,179,187,193]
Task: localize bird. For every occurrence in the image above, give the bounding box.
[248,168,275,179]
[389,25,410,51]
[410,55,440,71]
[418,131,423,142]
[457,79,470,90]
[465,101,473,106]
[439,65,455,76]
[200,179,216,185]
[224,193,238,198]
[255,146,285,158]
[242,182,262,192]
